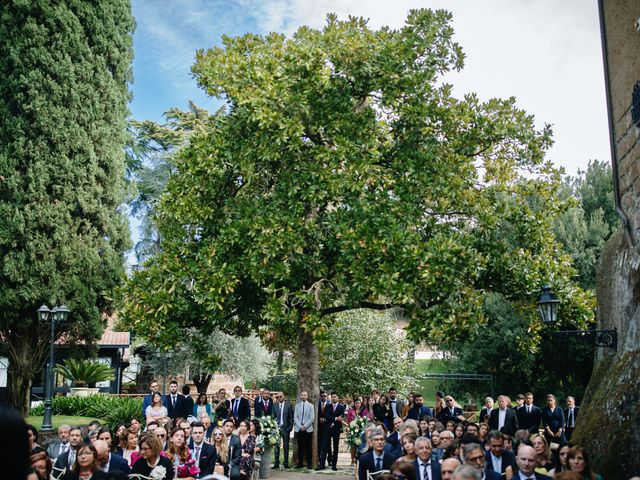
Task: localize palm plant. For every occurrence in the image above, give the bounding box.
[54,358,115,387]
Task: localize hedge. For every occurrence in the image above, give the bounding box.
[30,395,142,430]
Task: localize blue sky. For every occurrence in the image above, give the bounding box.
[127,0,609,259]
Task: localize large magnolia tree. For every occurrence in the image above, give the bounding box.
[121,9,592,460]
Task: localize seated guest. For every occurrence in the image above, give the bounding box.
[567,446,604,480]
[485,430,514,475]
[413,436,441,480]
[358,427,398,479]
[131,434,174,480]
[407,394,433,421]
[211,427,229,475]
[94,440,131,475]
[120,428,139,466]
[389,458,417,480]
[548,443,572,476]
[530,433,553,473]
[462,443,499,480]
[399,432,418,463]
[27,424,42,452]
[62,442,107,480]
[29,449,52,480]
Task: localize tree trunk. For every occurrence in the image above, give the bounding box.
[192,372,213,393]
[276,349,284,375]
[6,331,46,416]
[296,326,320,468]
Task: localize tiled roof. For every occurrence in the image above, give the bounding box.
[98,330,130,347]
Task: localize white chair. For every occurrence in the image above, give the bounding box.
[367,469,390,480]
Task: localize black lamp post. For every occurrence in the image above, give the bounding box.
[536,285,617,349]
[37,304,71,432]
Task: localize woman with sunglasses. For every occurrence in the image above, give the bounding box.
[211,427,230,475]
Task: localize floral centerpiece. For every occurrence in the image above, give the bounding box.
[256,415,281,448]
[345,416,368,447]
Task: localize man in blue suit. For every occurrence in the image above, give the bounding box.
[191,422,217,478]
[414,436,441,480]
[325,392,345,471]
[387,416,405,458]
[462,443,500,480]
[437,395,465,424]
[95,440,131,474]
[485,430,515,475]
[358,427,398,479]
[407,394,433,420]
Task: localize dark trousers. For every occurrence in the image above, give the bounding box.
[296,430,312,468]
[328,426,341,468]
[318,425,331,467]
[565,426,575,442]
[274,427,291,466]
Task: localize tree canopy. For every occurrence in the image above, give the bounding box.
[121,9,591,404]
[0,0,134,413]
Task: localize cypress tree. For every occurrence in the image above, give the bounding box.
[0,0,134,414]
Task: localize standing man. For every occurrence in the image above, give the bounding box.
[180,384,195,420]
[462,443,500,480]
[46,424,71,461]
[255,388,274,418]
[407,393,434,420]
[190,422,217,478]
[326,392,345,471]
[142,380,159,419]
[489,396,519,437]
[166,380,184,421]
[316,391,330,469]
[564,396,579,442]
[438,395,465,424]
[517,392,542,434]
[272,392,293,469]
[388,388,405,419]
[222,418,242,480]
[414,437,442,480]
[229,385,251,426]
[293,390,314,469]
[480,398,494,424]
[358,428,397,479]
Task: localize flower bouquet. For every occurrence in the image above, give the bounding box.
[345,416,368,447]
[177,458,200,478]
[256,415,281,448]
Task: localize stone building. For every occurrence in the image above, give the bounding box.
[573,1,640,478]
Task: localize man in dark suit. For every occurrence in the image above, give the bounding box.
[214,387,229,420]
[229,385,251,426]
[387,416,405,458]
[388,388,405,419]
[191,422,217,478]
[46,424,71,461]
[142,379,160,419]
[438,395,465,424]
[489,396,519,437]
[463,443,500,480]
[223,418,242,480]
[95,440,130,474]
[358,427,398,479]
[325,392,345,471]
[316,391,331,470]
[485,430,515,475]
[53,427,83,472]
[272,393,293,469]
[165,380,185,420]
[414,437,441,480]
[515,445,552,479]
[564,396,579,442]
[181,384,195,419]
[480,397,494,424]
[517,392,542,434]
[255,389,274,418]
[407,393,434,420]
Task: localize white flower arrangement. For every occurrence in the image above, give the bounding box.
[345,416,368,447]
[256,415,281,447]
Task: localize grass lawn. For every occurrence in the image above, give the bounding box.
[414,358,448,406]
[26,415,101,429]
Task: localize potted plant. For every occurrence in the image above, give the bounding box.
[54,358,115,396]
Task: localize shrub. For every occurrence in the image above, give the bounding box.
[54,359,115,387]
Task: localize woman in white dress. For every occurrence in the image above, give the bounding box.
[146,392,168,425]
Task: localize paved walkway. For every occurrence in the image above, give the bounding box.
[266,452,355,479]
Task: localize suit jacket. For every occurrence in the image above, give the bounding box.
[437,406,464,424]
[105,453,131,474]
[485,450,515,474]
[273,401,294,431]
[54,450,76,471]
[386,432,403,458]
[480,407,493,422]
[181,394,195,419]
[389,398,405,418]
[142,392,154,419]
[293,400,315,433]
[407,405,434,421]
[325,402,346,432]
[413,457,442,480]
[489,408,519,436]
[165,393,185,420]
[358,450,398,479]
[517,405,542,433]
[227,433,242,478]
[483,470,501,480]
[255,398,274,418]
[229,396,251,423]
[563,406,580,428]
[192,442,217,478]
[46,440,70,460]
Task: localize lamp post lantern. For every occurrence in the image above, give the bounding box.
[536,285,617,350]
[38,303,70,432]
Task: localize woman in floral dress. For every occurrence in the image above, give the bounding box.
[237,420,257,479]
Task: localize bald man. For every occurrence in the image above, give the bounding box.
[515,445,551,480]
[441,457,462,480]
[93,439,130,474]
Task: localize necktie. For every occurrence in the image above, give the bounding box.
[569,409,573,427]
[301,403,305,421]
[61,444,68,454]
[195,445,201,462]
[322,401,326,415]
[264,401,268,413]
[375,457,382,471]
[172,396,176,407]
[422,462,430,480]
[280,404,284,426]
[69,451,76,466]
[233,399,239,416]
